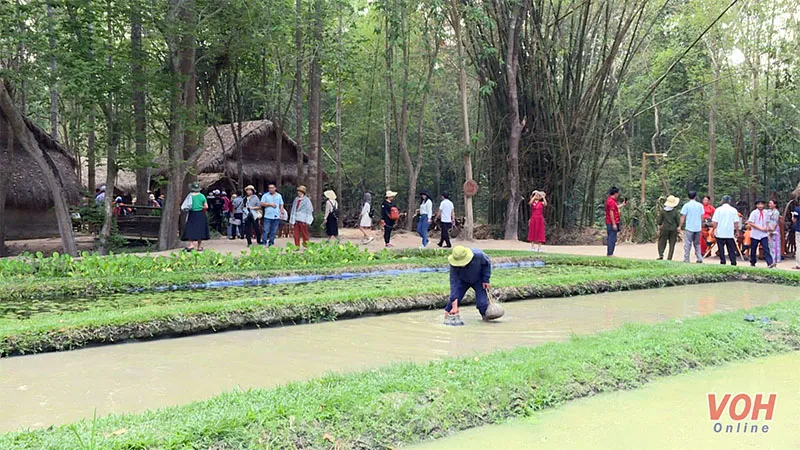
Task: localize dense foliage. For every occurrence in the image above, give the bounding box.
[1,0,798,249]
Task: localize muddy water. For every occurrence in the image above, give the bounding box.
[409,352,800,450]
[1,282,798,432]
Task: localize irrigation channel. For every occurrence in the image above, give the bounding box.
[1,282,798,432]
[410,351,800,450]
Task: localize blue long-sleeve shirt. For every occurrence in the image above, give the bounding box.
[449,249,491,300]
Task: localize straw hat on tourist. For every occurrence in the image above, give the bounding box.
[385,190,398,198]
[664,195,679,208]
[297,185,307,194]
[448,246,474,267]
[324,190,337,200]
[244,185,256,193]
[189,182,202,193]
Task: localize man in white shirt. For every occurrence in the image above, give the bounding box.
[747,199,775,268]
[679,190,705,263]
[711,195,741,266]
[437,192,455,248]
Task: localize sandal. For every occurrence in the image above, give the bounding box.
[183,247,194,252]
[196,247,204,252]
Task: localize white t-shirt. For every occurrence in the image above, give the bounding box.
[711,204,740,239]
[439,199,454,223]
[419,199,433,217]
[360,202,372,227]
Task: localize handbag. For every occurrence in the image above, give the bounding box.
[181,194,193,212]
[251,209,263,220]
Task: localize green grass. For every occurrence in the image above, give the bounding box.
[0,247,534,300]
[3,255,800,357]
[3,300,799,449]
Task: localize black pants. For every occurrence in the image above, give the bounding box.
[717,238,737,265]
[439,222,452,247]
[244,215,262,246]
[750,237,773,266]
[384,224,393,244]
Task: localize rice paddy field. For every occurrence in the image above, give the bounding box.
[2,246,800,449]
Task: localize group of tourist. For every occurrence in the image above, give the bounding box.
[652,190,786,268]
[93,185,164,217]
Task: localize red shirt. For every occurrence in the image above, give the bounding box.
[702,204,715,220]
[605,196,619,225]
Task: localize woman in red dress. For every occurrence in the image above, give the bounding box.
[527,190,547,252]
[701,196,716,255]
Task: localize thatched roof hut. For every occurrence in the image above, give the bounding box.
[1,111,81,240]
[1,112,81,208]
[197,120,317,192]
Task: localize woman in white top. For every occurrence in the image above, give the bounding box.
[359,192,374,244]
[417,191,433,248]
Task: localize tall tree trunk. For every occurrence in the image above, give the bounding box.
[97,108,119,255]
[450,0,473,240]
[384,98,391,190]
[0,80,77,256]
[87,110,96,194]
[159,0,199,251]
[503,7,525,240]
[307,0,323,204]
[275,121,284,186]
[47,3,59,142]
[708,68,718,204]
[0,115,14,256]
[335,7,343,220]
[294,0,304,186]
[132,0,149,206]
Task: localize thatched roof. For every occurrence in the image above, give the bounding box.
[2,111,81,208]
[197,120,316,185]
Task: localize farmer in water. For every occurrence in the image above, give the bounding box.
[445,246,492,320]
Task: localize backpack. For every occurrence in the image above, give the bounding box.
[389,206,400,221]
[327,200,339,220]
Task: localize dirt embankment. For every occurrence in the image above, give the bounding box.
[2,271,788,358]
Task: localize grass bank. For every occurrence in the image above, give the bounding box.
[0,246,539,300]
[3,259,800,357]
[3,301,799,449]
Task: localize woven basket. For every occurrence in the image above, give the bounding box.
[484,291,504,320]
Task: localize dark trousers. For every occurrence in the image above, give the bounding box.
[263,218,280,246]
[657,229,677,260]
[718,238,737,265]
[439,222,452,247]
[244,215,261,246]
[384,224,393,244]
[445,281,489,316]
[606,223,619,256]
[750,237,774,266]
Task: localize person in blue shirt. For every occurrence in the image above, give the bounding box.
[444,246,493,321]
[260,183,286,247]
[679,190,705,263]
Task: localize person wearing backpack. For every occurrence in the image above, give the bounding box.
[381,190,399,248]
[323,190,339,241]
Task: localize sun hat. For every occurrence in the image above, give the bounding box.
[213,189,221,195]
[324,190,337,200]
[297,185,307,194]
[448,246,475,267]
[244,185,256,193]
[420,190,430,198]
[115,196,123,203]
[665,195,679,208]
[386,190,398,198]
[149,194,156,201]
[189,182,201,193]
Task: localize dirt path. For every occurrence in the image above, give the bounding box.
[152,227,800,271]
